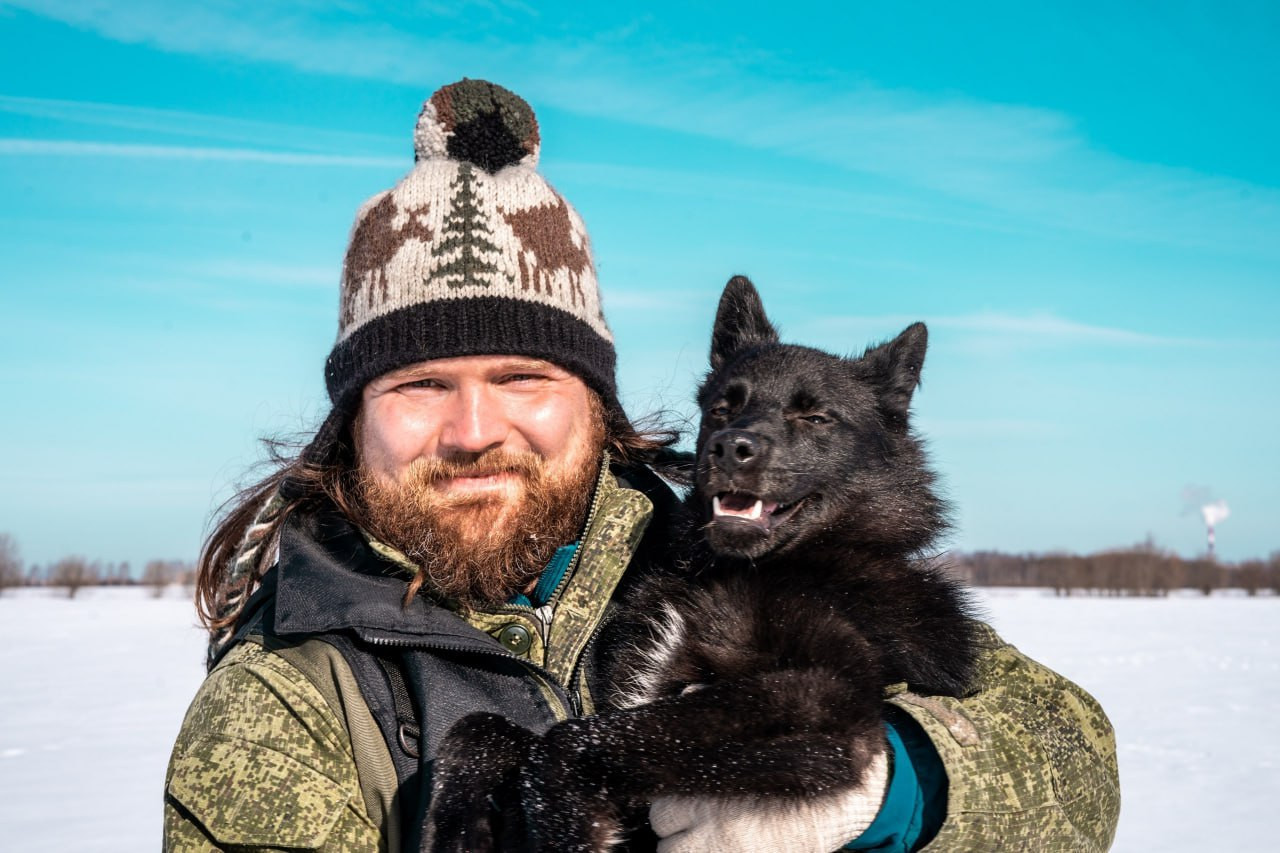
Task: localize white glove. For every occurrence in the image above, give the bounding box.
[649,750,890,853]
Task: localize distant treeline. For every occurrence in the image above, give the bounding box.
[948,545,1280,597]
[4,532,1278,600]
[0,534,195,598]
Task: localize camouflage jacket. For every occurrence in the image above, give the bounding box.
[164,465,1120,852]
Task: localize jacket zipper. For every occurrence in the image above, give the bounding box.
[540,452,611,716]
[567,610,615,715]
[537,451,612,634]
[360,633,574,720]
[481,452,612,649]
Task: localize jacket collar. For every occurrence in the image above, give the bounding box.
[273,503,492,648]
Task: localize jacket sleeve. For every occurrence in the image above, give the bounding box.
[163,642,383,852]
[886,623,1120,851]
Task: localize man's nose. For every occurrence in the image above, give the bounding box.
[439,384,510,454]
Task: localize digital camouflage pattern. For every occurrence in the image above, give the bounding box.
[165,471,1119,851]
[542,474,652,686]
[164,642,383,851]
[888,622,1120,850]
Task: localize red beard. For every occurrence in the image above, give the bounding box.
[355,443,601,607]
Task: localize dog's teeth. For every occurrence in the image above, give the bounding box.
[713,494,773,521]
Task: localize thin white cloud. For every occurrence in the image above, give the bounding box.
[553,161,1029,238]
[0,138,402,167]
[186,259,334,288]
[0,94,399,151]
[927,312,1177,345]
[812,311,1194,347]
[603,289,698,311]
[8,0,1280,257]
[407,0,540,22]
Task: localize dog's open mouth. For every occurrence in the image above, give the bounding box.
[712,492,807,532]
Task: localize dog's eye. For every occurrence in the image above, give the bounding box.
[800,413,833,425]
[709,405,731,419]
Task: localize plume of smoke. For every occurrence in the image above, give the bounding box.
[1201,500,1230,527]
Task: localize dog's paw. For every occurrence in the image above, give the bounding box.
[517,719,632,852]
[426,713,538,853]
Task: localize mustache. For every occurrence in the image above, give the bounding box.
[404,449,543,484]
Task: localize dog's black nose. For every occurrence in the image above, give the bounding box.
[708,429,770,474]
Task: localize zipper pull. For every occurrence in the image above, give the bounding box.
[533,604,555,642]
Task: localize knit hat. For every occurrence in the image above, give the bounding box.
[322,79,615,425]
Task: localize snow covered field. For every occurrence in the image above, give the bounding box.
[0,586,1274,851]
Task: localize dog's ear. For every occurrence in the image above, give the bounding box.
[860,322,928,422]
[710,276,779,370]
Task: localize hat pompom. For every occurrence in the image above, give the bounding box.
[414,78,540,172]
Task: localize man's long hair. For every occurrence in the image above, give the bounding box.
[195,396,680,640]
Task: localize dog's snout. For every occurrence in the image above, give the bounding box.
[708,430,770,473]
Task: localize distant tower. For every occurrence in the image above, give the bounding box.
[1200,500,1230,561]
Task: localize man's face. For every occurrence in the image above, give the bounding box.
[353,354,605,604]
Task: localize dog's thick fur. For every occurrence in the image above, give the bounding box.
[427,276,979,852]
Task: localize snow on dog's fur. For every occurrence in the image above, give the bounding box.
[427,276,979,852]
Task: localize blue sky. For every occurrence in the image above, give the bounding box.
[1,1,1277,570]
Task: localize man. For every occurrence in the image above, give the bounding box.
[165,80,1119,851]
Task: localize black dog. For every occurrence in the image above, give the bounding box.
[427,276,979,852]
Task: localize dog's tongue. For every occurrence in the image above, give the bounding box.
[713,493,780,522]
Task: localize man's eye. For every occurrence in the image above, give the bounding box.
[401,378,443,390]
